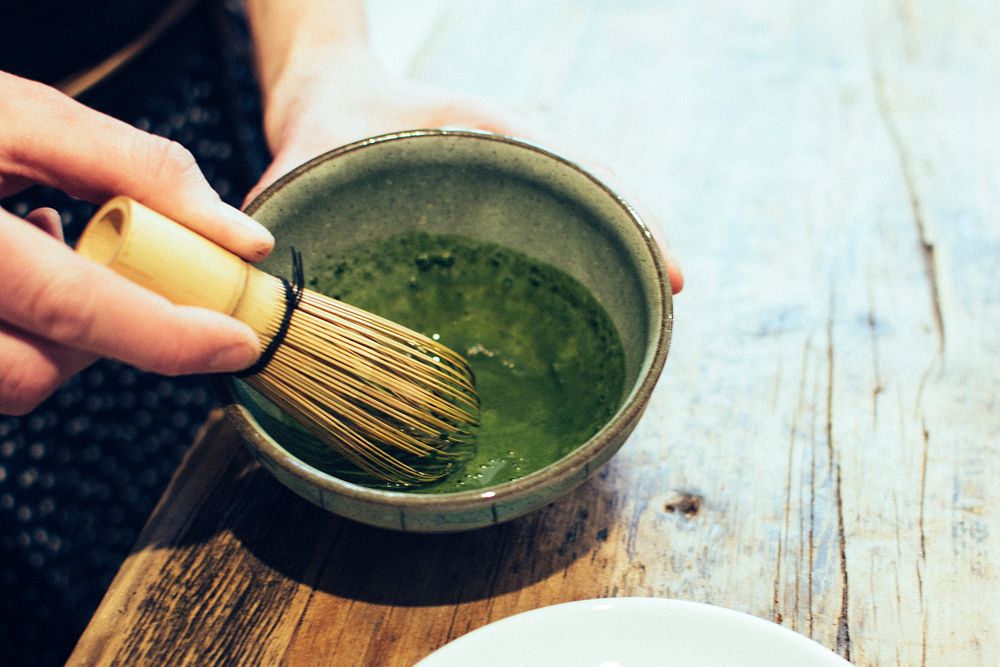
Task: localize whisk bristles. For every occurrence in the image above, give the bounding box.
[243,281,480,486]
[74,198,476,486]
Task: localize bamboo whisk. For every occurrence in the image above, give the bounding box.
[77,197,479,485]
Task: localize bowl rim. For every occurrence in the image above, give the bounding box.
[219,129,672,510]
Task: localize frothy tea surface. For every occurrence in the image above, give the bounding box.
[300,233,625,493]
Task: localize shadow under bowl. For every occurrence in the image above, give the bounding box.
[218,130,672,532]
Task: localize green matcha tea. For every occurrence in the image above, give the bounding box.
[298,232,626,493]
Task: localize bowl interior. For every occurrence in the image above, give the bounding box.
[233,131,669,495]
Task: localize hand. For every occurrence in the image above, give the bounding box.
[244,43,533,205]
[249,46,684,293]
[0,72,276,415]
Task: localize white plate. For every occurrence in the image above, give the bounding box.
[416,598,851,667]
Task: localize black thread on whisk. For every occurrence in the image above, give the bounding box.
[235,247,305,377]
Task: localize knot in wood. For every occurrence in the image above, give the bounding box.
[664,492,703,518]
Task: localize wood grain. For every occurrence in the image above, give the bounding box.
[70,1,1000,665]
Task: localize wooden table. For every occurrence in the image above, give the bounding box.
[69,1,1000,664]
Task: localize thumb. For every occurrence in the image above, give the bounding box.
[244,152,300,209]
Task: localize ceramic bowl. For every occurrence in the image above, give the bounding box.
[219,130,672,532]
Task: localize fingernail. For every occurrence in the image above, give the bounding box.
[218,202,275,247]
[208,341,260,373]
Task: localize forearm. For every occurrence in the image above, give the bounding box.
[237,1,534,214]
[244,0,371,102]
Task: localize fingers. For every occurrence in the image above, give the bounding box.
[120,134,275,261]
[25,207,64,242]
[0,209,261,384]
[244,155,293,208]
[247,63,685,293]
[660,245,685,294]
[619,197,684,295]
[562,158,685,295]
[641,222,684,295]
[432,110,688,294]
[0,322,96,415]
[427,100,535,139]
[0,72,273,261]
[245,84,539,207]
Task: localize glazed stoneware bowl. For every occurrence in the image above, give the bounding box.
[219,130,672,532]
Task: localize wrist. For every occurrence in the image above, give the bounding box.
[260,41,387,151]
[246,0,370,90]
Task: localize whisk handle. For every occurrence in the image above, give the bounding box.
[76,196,280,334]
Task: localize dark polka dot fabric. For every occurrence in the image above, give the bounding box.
[0,2,269,664]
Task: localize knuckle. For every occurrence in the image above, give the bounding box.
[27,272,97,344]
[140,136,202,188]
[2,73,55,112]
